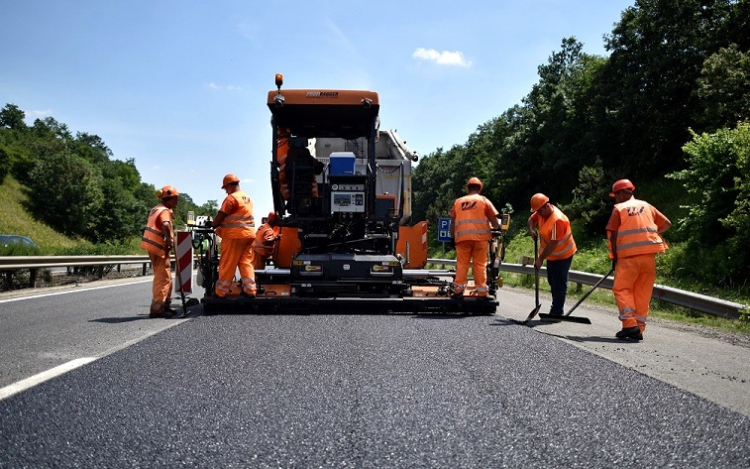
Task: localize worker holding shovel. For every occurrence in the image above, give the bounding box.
[527,193,577,319]
[607,179,671,341]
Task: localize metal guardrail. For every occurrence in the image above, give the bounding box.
[427,258,748,320]
[0,255,150,270]
[1,255,747,320]
[0,255,151,288]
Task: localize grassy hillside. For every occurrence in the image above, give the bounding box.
[0,175,87,253]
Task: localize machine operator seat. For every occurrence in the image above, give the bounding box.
[285,147,319,216]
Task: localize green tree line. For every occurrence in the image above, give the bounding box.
[0,105,217,246]
[412,0,750,289]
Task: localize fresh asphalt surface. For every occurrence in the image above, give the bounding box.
[1,279,749,468]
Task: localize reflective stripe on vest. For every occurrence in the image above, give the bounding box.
[140,205,171,258]
[453,194,492,243]
[219,190,255,239]
[609,198,666,259]
[538,206,576,261]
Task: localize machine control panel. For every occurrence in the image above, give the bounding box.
[330,183,366,213]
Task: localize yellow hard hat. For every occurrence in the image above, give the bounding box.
[156,185,179,199]
[221,174,240,189]
[530,193,549,212]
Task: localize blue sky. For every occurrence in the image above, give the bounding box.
[1,0,633,215]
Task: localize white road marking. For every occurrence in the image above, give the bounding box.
[0,357,98,401]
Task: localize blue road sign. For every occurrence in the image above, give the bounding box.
[438,217,452,242]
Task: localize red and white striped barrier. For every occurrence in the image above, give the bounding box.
[175,231,193,294]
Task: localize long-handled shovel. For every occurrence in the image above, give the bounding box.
[520,236,542,324]
[539,266,615,324]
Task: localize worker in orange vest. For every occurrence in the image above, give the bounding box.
[252,212,281,270]
[140,185,179,318]
[449,177,500,299]
[276,130,321,201]
[211,174,257,298]
[606,179,671,341]
[527,193,577,317]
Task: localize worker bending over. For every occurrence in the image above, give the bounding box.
[140,185,179,318]
[527,193,577,318]
[252,212,281,270]
[449,177,500,299]
[606,179,671,341]
[211,174,257,298]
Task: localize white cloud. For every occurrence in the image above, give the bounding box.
[22,108,53,124]
[208,82,243,91]
[412,48,472,67]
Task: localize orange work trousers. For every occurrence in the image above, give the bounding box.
[454,240,489,296]
[149,252,172,314]
[612,254,656,332]
[215,237,256,297]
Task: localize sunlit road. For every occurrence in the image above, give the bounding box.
[1,279,749,468]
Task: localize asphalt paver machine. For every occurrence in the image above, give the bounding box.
[197,74,508,314]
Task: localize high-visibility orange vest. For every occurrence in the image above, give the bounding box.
[252,223,279,257]
[140,205,172,258]
[217,190,255,239]
[608,198,667,259]
[277,132,319,200]
[451,193,496,243]
[537,205,576,261]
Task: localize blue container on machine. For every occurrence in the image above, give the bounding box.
[329,152,356,176]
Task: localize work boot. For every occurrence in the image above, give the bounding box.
[615,326,643,341]
[450,291,464,300]
[149,309,175,319]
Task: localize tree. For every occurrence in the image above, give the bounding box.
[666,123,750,286]
[695,44,750,130]
[602,0,748,177]
[27,152,104,236]
[0,104,26,130]
[0,146,10,183]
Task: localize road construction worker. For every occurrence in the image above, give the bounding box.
[251,212,281,270]
[140,185,179,318]
[527,193,577,318]
[606,179,671,341]
[211,174,257,298]
[277,131,322,202]
[449,177,500,299]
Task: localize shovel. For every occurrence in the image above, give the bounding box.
[520,236,542,324]
[538,266,615,324]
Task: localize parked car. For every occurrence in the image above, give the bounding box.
[0,235,39,250]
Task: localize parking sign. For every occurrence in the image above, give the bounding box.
[438,217,452,242]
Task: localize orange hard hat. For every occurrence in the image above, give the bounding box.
[610,179,635,197]
[466,177,483,192]
[156,185,179,199]
[221,174,240,189]
[530,193,549,212]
